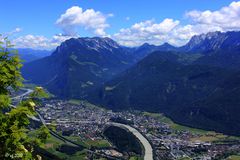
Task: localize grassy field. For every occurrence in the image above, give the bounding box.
[63,136,110,148]
[68,99,107,111]
[143,112,240,143]
[42,133,111,159]
[227,155,240,160]
[190,135,219,142]
[84,139,111,148]
[177,157,192,160]
[63,136,89,148]
[143,112,209,134]
[43,135,88,160]
[68,99,82,105]
[129,156,144,160]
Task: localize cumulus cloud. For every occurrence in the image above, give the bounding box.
[113,21,224,47]
[186,1,240,31]
[56,6,112,36]
[10,1,240,49]
[113,19,180,46]
[13,35,51,49]
[0,28,21,45]
[114,1,240,46]
[170,24,223,45]
[12,34,72,50]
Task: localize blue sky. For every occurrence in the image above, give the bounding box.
[0,0,239,49]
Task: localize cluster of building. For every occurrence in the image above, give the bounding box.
[38,100,113,140]
[37,100,240,160]
[116,112,240,160]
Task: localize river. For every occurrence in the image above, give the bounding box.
[110,122,153,160]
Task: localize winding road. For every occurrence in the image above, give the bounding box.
[11,88,33,100]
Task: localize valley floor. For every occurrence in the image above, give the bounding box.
[36,99,240,160]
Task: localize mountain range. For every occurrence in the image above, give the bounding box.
[22,37,136,98]
[180,31,240,54]
[17,48,52,62]
[22,31,240,135]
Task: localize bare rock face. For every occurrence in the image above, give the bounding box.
[181,31,240,54]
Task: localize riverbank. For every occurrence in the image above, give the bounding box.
[110,122,153,160]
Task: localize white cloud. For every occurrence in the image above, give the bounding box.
[186,1,240,31]
[3,27,22,37]
[113,19,225,47]
[170,24,223,45]
[113,1,240,47]
[12,34,72,50]
[113,19,180,46]
[10,1,240,49]
[0,28,22,45]
[56,6,112,37]
[0,36,3,43]
[51,34,74,46]
[14,28,22,32]
[13,35,51,49]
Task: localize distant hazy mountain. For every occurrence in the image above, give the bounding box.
[17,48,52,62]
[132,42,177,60]
[22,37,136,98]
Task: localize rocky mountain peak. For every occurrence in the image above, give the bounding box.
[182,31,240,53]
